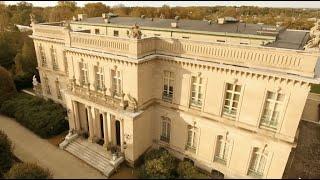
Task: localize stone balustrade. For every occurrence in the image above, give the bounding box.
[32,23,319,78]
[71,84,124,110]
[32,24,68,40]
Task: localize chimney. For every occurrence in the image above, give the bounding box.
[218,18,225,24]
[171,22,178,28]
[77,14,87,21]
[102,13,108,19]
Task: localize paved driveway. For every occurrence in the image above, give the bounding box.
[0,115,107,179]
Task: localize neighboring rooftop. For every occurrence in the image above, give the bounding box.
[70,15,310,50]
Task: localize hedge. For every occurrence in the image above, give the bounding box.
[5,163,52,179]
[13,72,33,91]
[0,130,13,177]
[0,93,68,138]
[138,148,210,179]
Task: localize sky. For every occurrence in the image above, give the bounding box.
[4,1,320,9]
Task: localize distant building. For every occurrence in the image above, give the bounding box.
[30,14,320,178]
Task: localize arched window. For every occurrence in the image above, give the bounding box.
[214,135,231,165]
[247,147,268,178]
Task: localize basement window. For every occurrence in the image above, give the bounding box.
[182,36,190,39]
[217,40,226,43]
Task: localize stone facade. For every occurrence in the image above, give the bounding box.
[30,14,320,178]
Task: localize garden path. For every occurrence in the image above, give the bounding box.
[0,115,107,179]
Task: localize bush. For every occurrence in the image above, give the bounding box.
[0,130,13,176]
[0,66,17,105]
[13,72,33,91]
[177,160,209,179]
[4,163,52,179]
[138,148,177,179]
[0,93,69,138]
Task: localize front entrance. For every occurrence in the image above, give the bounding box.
[115,120,121,146]
[100,114,104,139]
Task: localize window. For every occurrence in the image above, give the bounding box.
[154,34,161,37]
[44,75,51,95]
[160,116,171,143]
[248,147,268,178]
[217,40,226,43]
[55,79,62,100]
[260,91,285,130]
[114,30,119,37]
[95,29,100,34]
[214,135,231,165]
[39,44,46,67]
[95,66,105,91]
[163,71,174,102]
[111,69,121,95]
[79,61,89,86]
[127,30,130,36]
[190,75,203,108]
[186,124,198,152]
[50,46,58,70]
[223,83,242,119]
[182,36,190,39]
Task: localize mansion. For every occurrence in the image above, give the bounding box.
[30,13,320,178]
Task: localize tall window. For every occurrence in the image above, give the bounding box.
[186,124,198,152]
[160,116,171,143]
[190,75,203,108]
[260,91,285,130]
[223,83,242,119]
[55,79,62,100]
[111,69,121,95]
[214,135,231,165]
[51,46,58,70]
[44,75,51,95]
[39,44,46,67]
[95,29,100,34]
[79,61,89,85]
[95,66,105,91]
[163,71,174,101]
[248,147,268,178]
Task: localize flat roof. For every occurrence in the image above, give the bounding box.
[71,16,310,50]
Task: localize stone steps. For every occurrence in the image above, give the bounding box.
[65,140,115,177]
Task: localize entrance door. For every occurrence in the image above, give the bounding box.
[100,114,104,139]
[85,108,89,136]
[115,120,121,146]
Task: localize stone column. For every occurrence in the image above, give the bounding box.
[120,118,125,153]
[86,106,95,143]
[103,112,109,148]
[107,113,112,144]
[72,101,80,131]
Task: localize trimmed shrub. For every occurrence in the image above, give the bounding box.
[13,72,33,91]
[177,160,209,179]
[0,93,68,138]
[138,148,177,179]
[0,130,13,176]
[0,66,17,105]
[4,163,52,179]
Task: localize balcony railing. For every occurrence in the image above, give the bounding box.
[32,23,319,78]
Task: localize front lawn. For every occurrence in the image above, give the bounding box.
[0,93,68,139]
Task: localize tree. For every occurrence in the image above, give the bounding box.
[0,66,17,104]
[83,2,109,17]
[20,38,37,75]
[49,1,78,22]
[0,130,13,176]
[4,163,52,179]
